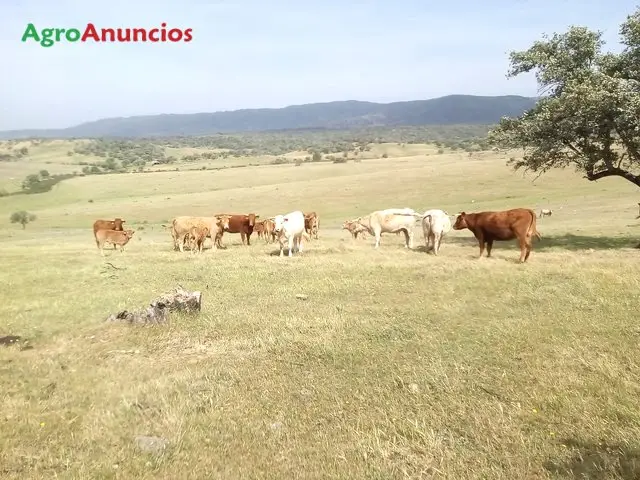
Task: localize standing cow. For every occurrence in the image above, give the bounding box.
[214,213,259,247]
[170,215,231,252]
[273,210,310,257]
[421,209,451,255]
[355,207,421,249]
[452,208,541,263]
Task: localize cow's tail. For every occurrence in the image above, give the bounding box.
[528,209,542,241]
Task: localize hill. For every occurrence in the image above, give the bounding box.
[0,94,537,139]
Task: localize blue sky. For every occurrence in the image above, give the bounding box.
[0,0,636,130]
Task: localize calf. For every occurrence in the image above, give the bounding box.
[262,218,277,244]
[342,220,368,239]
[304,212,320,239]
[93,218,125,250]
[188,225,209,253]
[95,229,135,256]
[452,208,541,263]
[273,210,310,257]
[421,209,451,255]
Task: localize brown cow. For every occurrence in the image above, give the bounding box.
[342,220,368,239]
[95,229,134,256]
[93,218,125,250]
[452,208,541,263]
[214,213,259,247]
[304,212,320,239]
[188,225,209,253]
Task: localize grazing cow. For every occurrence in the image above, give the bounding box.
[170,215,231,252]
[452,208,541,263]
[273,210,310,257]
[421,209,452,255]
[355,207,421,249]
[95,229,134,256]
[342,220,369,239]
[214,213,259,247]
[304,211,320,239]
[93,218,125,250]
[188,225,209,254]
[539,208,553,218]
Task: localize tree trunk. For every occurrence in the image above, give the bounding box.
[106,286,202,325]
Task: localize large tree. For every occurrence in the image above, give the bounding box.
[488,8,640,188]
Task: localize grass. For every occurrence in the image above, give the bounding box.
[1,142,640,479]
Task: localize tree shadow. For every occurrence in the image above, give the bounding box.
[543,438,640,479]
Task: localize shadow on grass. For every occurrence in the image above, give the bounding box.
[444,234,640,251]
[544,438,640,479]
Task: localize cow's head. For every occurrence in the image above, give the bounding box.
[452,212,467,230]
[216,215,231,231]
[124,229,135,239]
[342,220,352,230]
[113,218,125,230]
[272,215,285,232]
[248,213,257,226]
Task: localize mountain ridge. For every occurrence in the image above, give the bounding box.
[0,94,538,140]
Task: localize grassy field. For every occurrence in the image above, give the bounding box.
[1,143,639,479]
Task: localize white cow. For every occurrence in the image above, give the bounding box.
[355,207,422,249]
[539,208,553,218]
[273,210,310,257]
[421,209,452,255]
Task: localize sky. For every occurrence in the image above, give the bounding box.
[0,0,637,130]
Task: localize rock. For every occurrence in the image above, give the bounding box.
[134,435,168,455]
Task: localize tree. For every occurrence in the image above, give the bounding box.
[488,8,640,188]
[10,211,36,229]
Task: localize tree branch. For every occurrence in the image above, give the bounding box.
[584,167,640,186]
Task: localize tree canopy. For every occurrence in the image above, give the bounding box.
[488,8,640,187]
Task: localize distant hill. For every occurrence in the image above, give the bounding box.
[0,94,537,140]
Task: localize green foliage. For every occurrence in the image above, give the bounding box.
[10,210,36,229]
[489,8,640,187]
[20,171,77,194]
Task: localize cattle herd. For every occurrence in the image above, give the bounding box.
[91,206,554,263]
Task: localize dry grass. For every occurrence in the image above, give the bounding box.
[1,144,640,479]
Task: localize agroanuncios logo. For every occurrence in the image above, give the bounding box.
[22,22,193,47]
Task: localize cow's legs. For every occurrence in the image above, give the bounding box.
[486,239,494,257]
[374,231,381,248]
[520,235,532,263]
[401,228,411,248]
[288,236,294,257]
[474,232,485,258]
[246,232,252,246]
[298,235,304,253]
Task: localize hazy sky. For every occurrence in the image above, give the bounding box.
[1,0,636,130]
